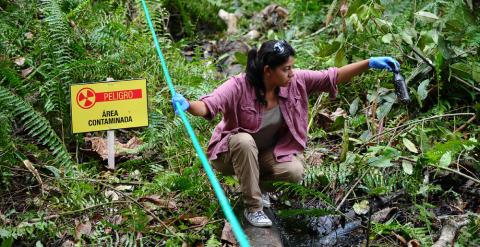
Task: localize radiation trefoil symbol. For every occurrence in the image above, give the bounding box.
[76,87,96,109]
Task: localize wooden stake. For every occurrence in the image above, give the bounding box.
[107,130,115,169]
[106,78,115,169]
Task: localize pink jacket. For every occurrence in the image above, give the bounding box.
[199,68,339,162]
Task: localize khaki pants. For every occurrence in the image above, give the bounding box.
[212,133,305,212]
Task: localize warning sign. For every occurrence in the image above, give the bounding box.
[70,79,148,133]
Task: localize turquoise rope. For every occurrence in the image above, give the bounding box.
[140,1,250,246]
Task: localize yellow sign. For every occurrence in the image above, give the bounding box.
[70,79,148,133]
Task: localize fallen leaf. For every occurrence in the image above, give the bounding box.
[261,4,288,18]
[186,216,208,226]
[141,201,160,211]
[221,220,237,245]
[130,169,141,180]
[75,220,92,239]
[111,215,123,225]
[407,239,420,247]
[21,67,33,78]
[104,190,119,201]
[403,138,418,153]
[452,197,466,212]
[392,232,407,245]
[14,57,25,66]
[24,32,33,40]
[22,160,44,194]
[372,207,397,223]
[353,200,369,215]
[250,4,288,30]
[402,160,413,175]
[138,195,177,210]
[123,136,142,149]
[114,185,133,191]
[61,240,75,247]
[330,108,347,120]
[306,151,324,165]
[84,136,143,160]
[245,30,260,40]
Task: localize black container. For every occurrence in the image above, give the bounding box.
[393,72,410,103]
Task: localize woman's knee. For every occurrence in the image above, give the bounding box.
[285,157,305,183]
[211,157,235,175]
[229,133,257,152]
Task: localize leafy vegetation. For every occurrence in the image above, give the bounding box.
[0,0,479,246]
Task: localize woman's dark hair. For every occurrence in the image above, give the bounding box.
[246,40,295,105]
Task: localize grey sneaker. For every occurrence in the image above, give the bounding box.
[244,209,272,227]
[262,193,272,208]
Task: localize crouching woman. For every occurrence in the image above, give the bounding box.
[172,40,400,227]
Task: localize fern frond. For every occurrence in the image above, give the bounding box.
[151,1,170,35]
[0,110,16,163]
[303,165,326,187]
[39,0,75,119]
[41,0,73,67]
[0,86,73,168]
[274,181,334,206]
[0,59,22,88]
[65,0,93,19]
[303,153,355,187]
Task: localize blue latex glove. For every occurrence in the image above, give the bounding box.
[369,57,400,72]
[171,93,190,115]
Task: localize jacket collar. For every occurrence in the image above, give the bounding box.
[279,86,288,99]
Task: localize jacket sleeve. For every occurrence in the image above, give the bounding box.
[297,68,339,99]
[198,77,240,120]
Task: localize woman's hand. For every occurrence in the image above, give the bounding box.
[369,57,400,72]
[171,93,190,114]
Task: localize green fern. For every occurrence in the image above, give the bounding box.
[41,0,73,67]
[150,0,171,35]
[303,152,356,187]
[303,165,327,187]
[0,111,16,189]
[274,181,334,206]
[0,86,73,167]
[39,0,75,124]
[0,59,21,89]
[361,168,398,196]
[65,0,93,19]
[0,111,14,157]
[372,220,432,246]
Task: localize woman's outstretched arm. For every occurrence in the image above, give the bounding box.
[337,57,400,83]
[337,59,370,83]
[187,101,209,117]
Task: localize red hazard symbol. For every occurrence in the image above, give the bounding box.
[76,87,96,109]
